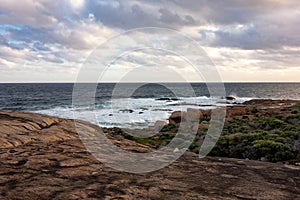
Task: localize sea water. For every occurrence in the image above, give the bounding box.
[0,83,299,128]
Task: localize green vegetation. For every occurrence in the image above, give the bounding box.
[209,132,298,162]
[105,103,300,163]
[209,104,300,162]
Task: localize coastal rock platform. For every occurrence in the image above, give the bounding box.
[0,109,300,199]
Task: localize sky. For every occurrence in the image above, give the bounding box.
[0,0,299,82]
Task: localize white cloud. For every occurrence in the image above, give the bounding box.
[0,0,299,82]
[69,0,85,10]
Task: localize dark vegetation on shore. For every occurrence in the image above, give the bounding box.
[209,105,300,163]
[104,100,300,164]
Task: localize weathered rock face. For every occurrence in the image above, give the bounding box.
[0,110,300,199]
[169,109,202,125]
[169,111,183,124]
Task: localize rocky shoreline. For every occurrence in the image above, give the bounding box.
[106,99,300,165]
[0,99,300,199]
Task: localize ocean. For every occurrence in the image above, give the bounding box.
[0,83,299,128]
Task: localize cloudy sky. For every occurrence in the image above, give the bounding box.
[0,0,299,82]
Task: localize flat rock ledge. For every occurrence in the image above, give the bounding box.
[0,110,299,200]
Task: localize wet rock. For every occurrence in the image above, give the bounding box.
[156,97,179,101]
[152,108,173,111]
[119,109,134,113]
[226,96,236,101]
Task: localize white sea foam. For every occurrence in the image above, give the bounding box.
[34,97,252,129]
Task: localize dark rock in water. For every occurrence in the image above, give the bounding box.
[169,103,199,107]
[156,97,179,101]
[120,109,134,113]
[138,112,144,114]
[226,96,236,101]
[198,104,214,107]
[153,108,173,112]
[109,114,113,116]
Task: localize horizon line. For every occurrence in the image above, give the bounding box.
[0,81,300,84]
